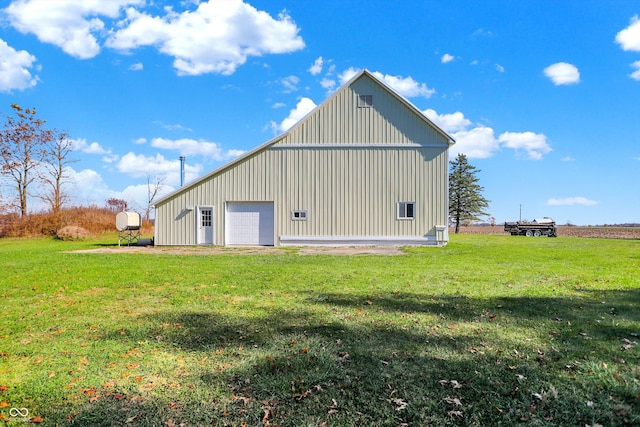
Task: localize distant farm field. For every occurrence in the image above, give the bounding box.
[0,235,638,426]
[453,225,640,239]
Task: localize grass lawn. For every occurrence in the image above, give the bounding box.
[0,235,638,426]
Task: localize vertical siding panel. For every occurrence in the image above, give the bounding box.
[155,72,452,246]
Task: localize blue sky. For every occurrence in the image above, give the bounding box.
[1,0,639,225]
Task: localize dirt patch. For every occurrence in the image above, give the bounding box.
[71,226,639,256]
[72,244,406,256]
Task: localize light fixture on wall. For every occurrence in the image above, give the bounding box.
[186,206,194,211]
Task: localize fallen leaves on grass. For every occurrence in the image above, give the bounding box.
[293,389,313,401]
[438,379,463,389]
[621,338,636,350]
[125,414,139,424]
[390,397,408,411]
[262,400,278,424]
[444,397,462,406]
[328,398,339,415]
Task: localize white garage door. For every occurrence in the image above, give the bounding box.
[226,202,274,245]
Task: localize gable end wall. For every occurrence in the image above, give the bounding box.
[154,73,451,246]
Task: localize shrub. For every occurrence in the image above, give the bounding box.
[56,225,91,241]
[0,206,154,238]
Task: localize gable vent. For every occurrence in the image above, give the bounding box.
[358,94,373,108]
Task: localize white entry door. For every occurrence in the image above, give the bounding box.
[226,202,274,245]
[197,206,214,245]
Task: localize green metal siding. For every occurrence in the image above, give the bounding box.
[278,75,444,146]
[154,72,451,246]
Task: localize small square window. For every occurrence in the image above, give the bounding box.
[358,94,373,108]
[291,210,307,221]
[397,202,415,220]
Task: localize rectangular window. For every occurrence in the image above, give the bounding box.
[291,210,308,221]
[358,94,373,108]
[397,202,415,220]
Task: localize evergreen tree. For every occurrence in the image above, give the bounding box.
[449,153,490,233]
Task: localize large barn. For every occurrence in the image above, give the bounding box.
[153,69,455,247]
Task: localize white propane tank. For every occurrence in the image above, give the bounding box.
[115,211,141,231]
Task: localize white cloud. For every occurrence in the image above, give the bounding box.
[66,168,112,206]
[280,75,299,93]
[543,62,580,85]
[548,197,598,206]
[423,109,471,133]
[561,156,576,162]
[498,131,552,160]
[5,0,143,59]
[630,60,640,81]
[106,1,305,76]
[102,154,120,164]
[308,56,323,75]
[615,15,640,51]
[372,71,436,98]
[149,137,245,161]
[451,126,501,159]
[271,97,317,133]
[272,102,286,109]
[472,28,493,38]
[441,53,455,63]
[320,78,336,91]
[339,68,436,98]
[495,64,505,73]
[153,121,192,132]
[116,151,202,181]
[424,109,498,158]
[71,138,110,155]
[425,108,551,160]
[63,166,176,213]
[0,38,38,92]
[338,67,360,85]
[130,62,143,71]
[4,0,304,75]
[440,53,456,64]
[120,182,174,212]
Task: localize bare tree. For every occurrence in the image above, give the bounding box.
[145,172,166,220]
[0,104,54,217]
[38,130,77,213]
[106,198,128,212]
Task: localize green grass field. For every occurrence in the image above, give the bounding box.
[0,235,638,426]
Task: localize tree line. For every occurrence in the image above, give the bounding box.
[2,104,489,232]
[0,104,165,221]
